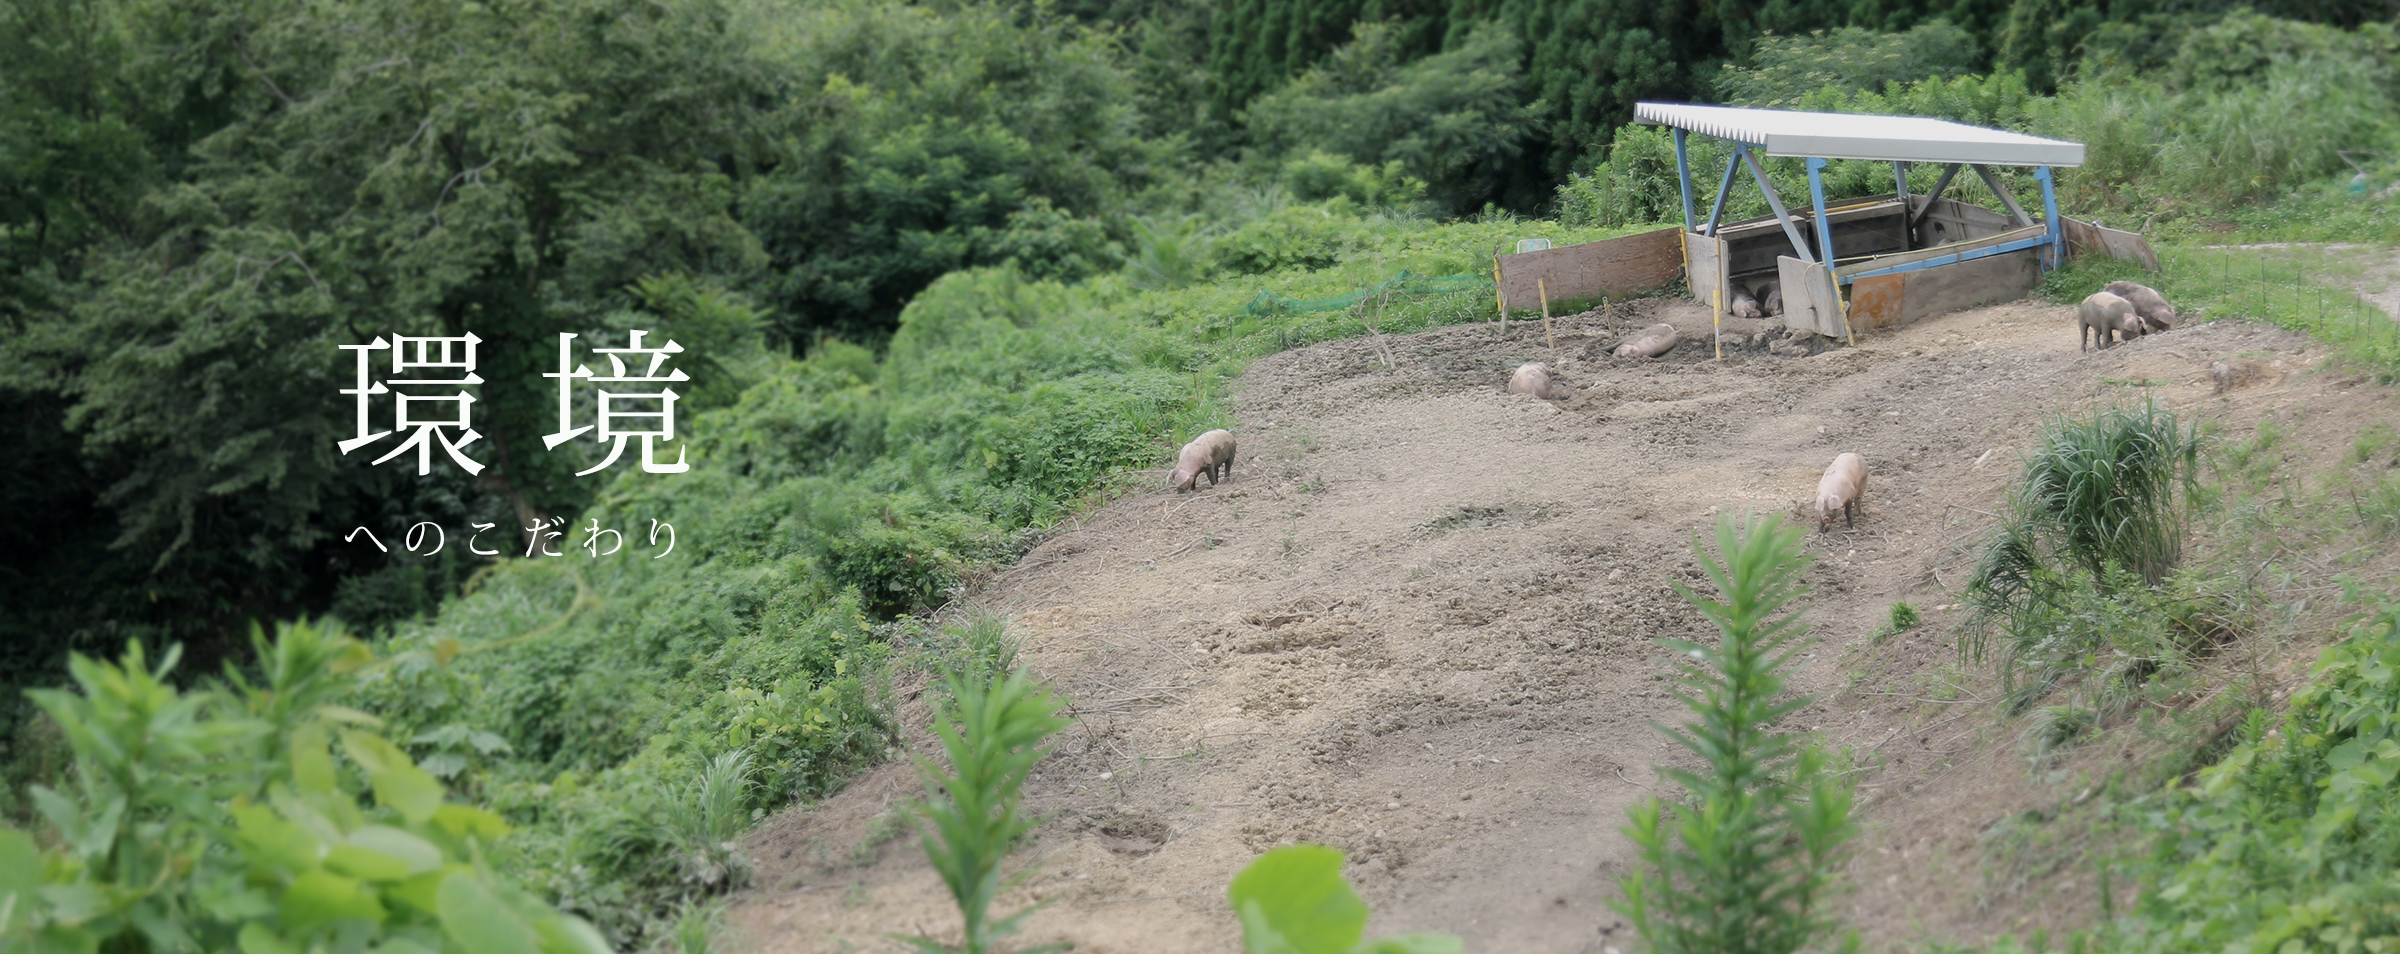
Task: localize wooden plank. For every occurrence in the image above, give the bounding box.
[1685,231,1729,318]
[1835,224,2046,278]
[1848,272,1907,331]
[2061,217,2161,272]
[1896,248,2039,322]
[1778,256,1846,338]
[1497,226,1685,311]
[1914,197,2017,245]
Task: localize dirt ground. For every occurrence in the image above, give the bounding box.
[729,292,2393,953]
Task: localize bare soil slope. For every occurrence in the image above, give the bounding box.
[733,297,2376,953]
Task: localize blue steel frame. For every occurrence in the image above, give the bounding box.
[1667,137,2067,292]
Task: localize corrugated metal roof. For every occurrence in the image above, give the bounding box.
[1634,102,2085,167]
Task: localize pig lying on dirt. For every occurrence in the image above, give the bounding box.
[1759,281,1783,318]
[2103,280,2177,333]
[1507,362,1554,399]
[1816,452,1868,530]
[1614,323,1680,358]
[1729,285,1762,319]
[2079,292,2142,352]
[1170,429,1237,492]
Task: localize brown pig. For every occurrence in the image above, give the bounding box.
[1507,362,1555,399]
[1170,429,1237,492]
[2103,280,2177,333]
[1816,452,1869,530]
[1614,323,1681,358]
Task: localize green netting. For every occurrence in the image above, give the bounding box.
[1242,269,1494,316]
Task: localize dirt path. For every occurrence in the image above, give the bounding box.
[732,296,2367,953]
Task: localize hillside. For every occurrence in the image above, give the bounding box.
[728,294,2400,951]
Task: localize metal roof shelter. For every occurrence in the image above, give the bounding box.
[1634,102,2090,342]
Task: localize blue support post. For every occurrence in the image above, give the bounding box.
[1807,157,1852,345]
[1674,129,1696,232]
[1806,157,1836,267]
[2035,165,2062,272]
[1703,148,1741,235]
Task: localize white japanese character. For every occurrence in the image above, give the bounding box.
[337,333,486,476]
[543,331,689,475]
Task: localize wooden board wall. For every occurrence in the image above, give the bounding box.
[1778,256,1847,338]
[2061,217,2161,272]
[1684,232,1730,319]
[1844,248,2042,331]
[1496,226,1684,312]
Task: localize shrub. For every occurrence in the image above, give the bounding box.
[900,667,1071,954]
[3,621,611,954]
[1617,513,1857,954]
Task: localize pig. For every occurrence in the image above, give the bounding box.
[1614,322,1681,358]
[1815,452,1869,530]
[1729,285,1762,319]
[1507,362,1554,399]
[1758,281,1784,318]
[1169,429,1237,492]
[2103,280,2177,333]
[2079,292,2141,352]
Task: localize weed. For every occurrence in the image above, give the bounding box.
[1617,513,1858,954]
[898,668,1072,954]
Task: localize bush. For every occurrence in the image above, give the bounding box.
[1714,21,1983,109]
[3,621,611,954]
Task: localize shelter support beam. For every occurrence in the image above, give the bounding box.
[1741,146,1815,264]
[1972,163,2034,227]
[2035,165,2061,270]
[1908,163,1963,230]
[1807,157,1852,345]
[1894,161,1911,251]
[1702,148,1742,235]
[1675,129,1696,232]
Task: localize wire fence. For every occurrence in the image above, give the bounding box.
[1241,269,1494,317]
[2175,247,2400,381]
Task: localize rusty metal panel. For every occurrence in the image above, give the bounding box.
[1497,226,1686,311]
[1848,273,1907,330]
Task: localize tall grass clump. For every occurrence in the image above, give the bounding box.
[1964,403,2205,711]
[900,667,1071,954]
[1616,513,1858,954]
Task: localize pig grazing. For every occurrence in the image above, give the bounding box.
[1758,281,1783,318]
[1507,362,1554,399]
[1169,429,1237,492]
[1614,322,1680,358]
[2079,292,2141,352]
[1729,285,1762,319]
[2103,280,2177,333]
[1815,452,1869,530]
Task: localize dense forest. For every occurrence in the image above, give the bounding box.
[6,0,2400,948]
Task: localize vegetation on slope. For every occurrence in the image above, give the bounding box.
[8,0,2400,948]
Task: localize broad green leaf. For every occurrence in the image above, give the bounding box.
[238,923,303,954]
[388,870,452,916]
[341,732,444,824]
[0,828,40,898]
[316,705,383,726]
[531,914,615,954]
[432,805,508,840]
[233,803,325,873]
[347,826,445,875]
[292,723,337,795]
[323,845,414,883]
[281,869,387,930]
[29,926,98,954]
[1354,934,1464,954]
[1229,845,1367,954]
[37,884,108,925]
[437,873,542,954]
